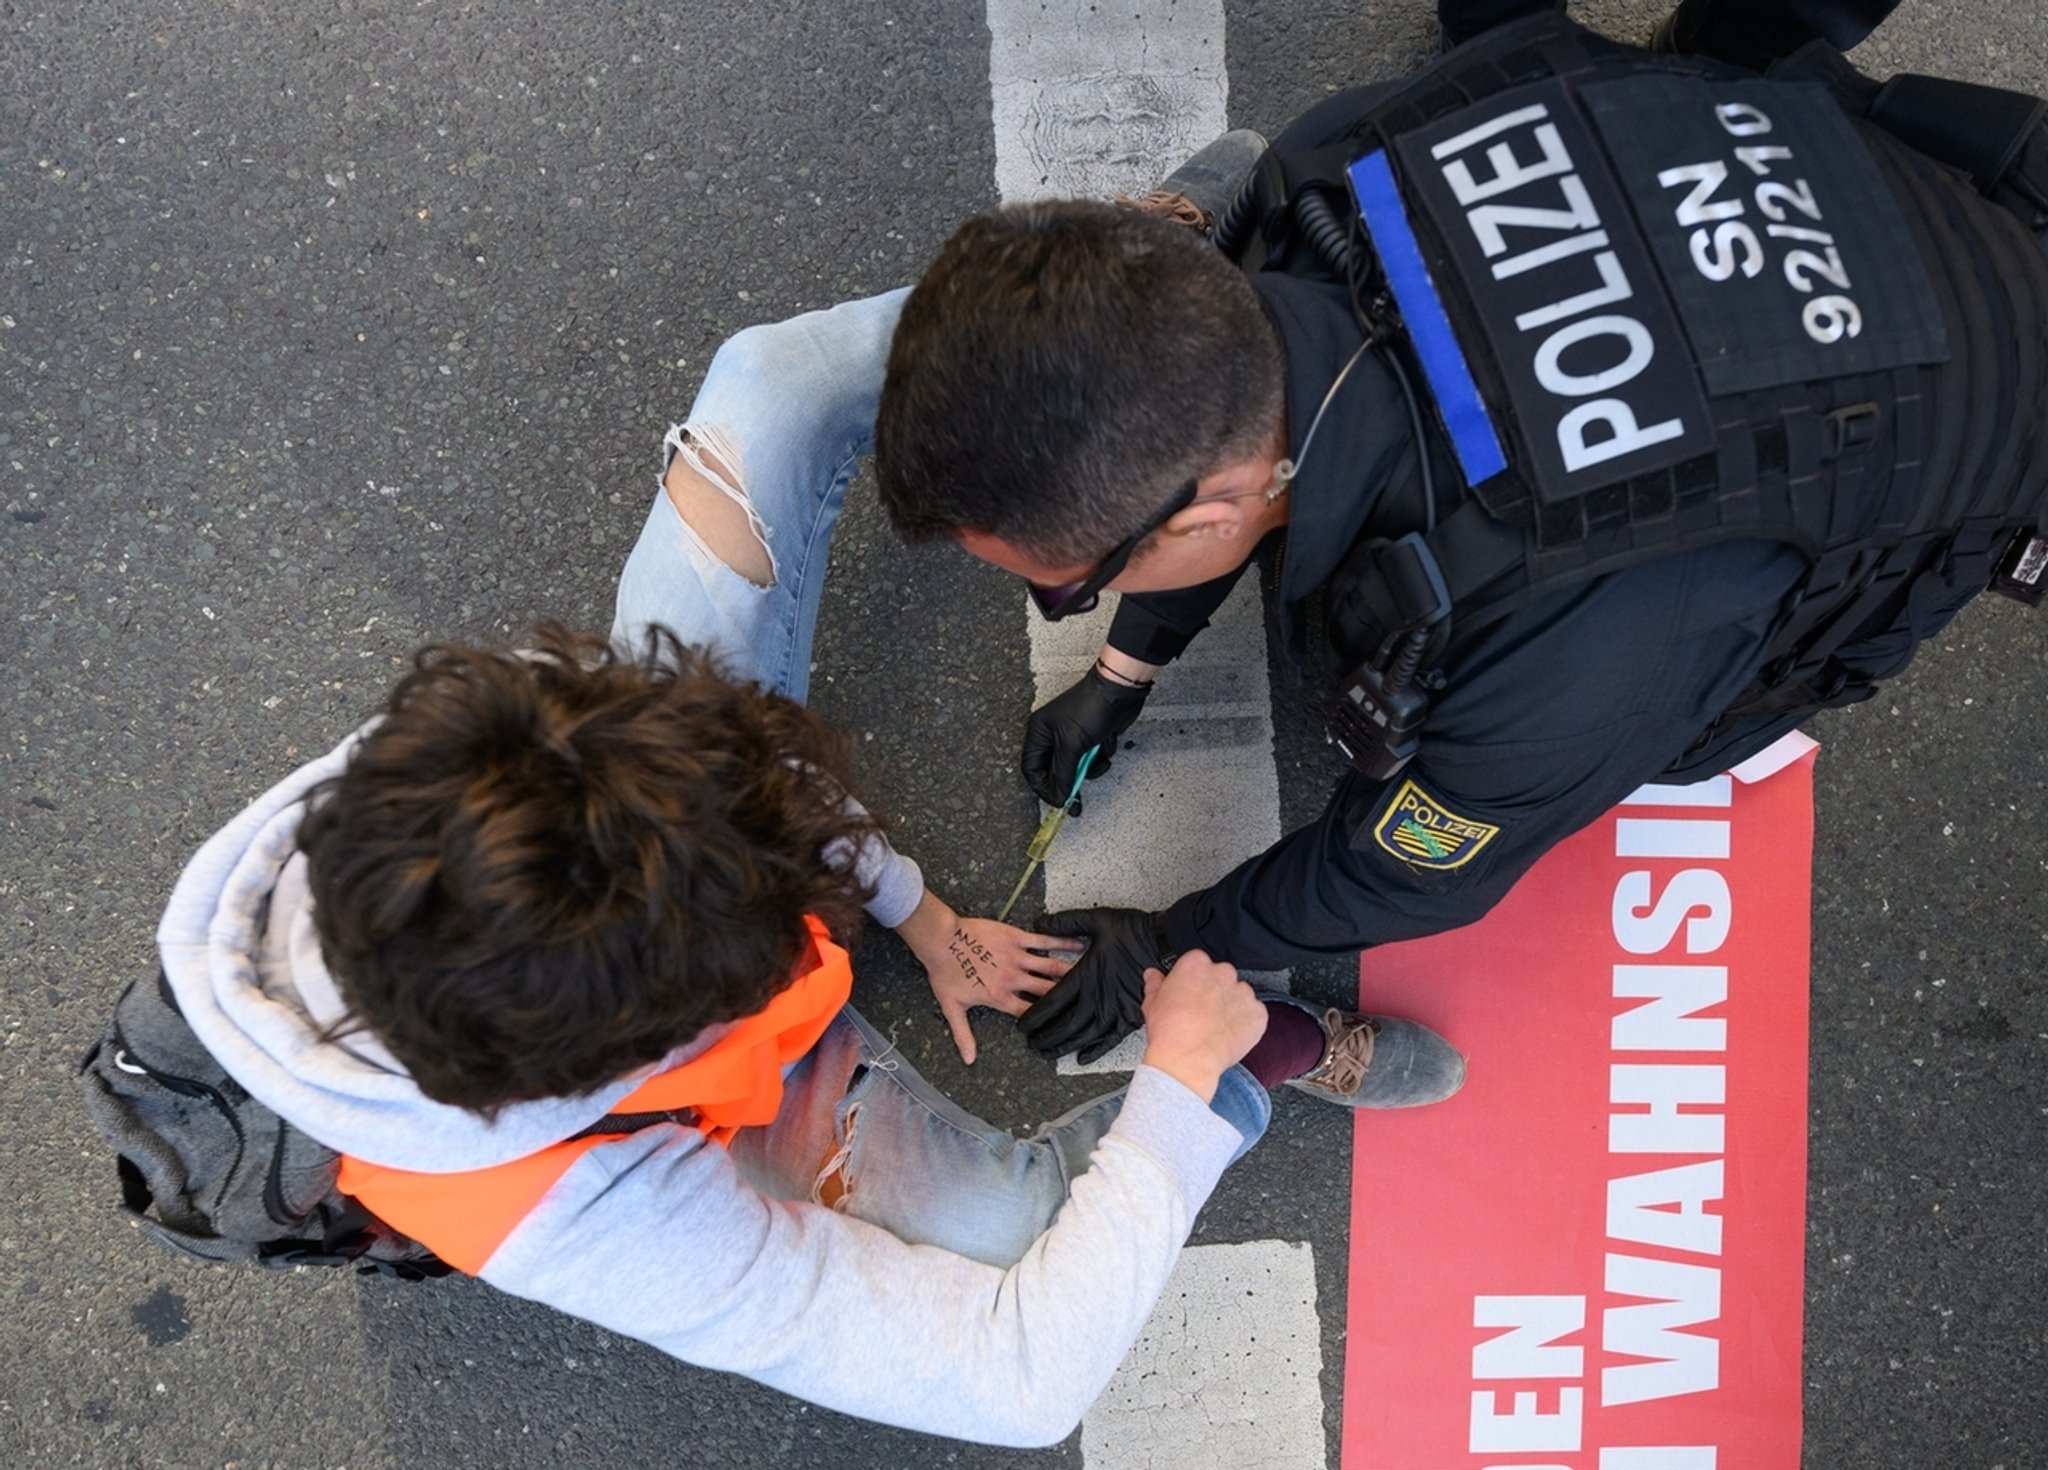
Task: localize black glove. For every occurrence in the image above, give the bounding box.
[1018,907,1166,1063]
[1021,667,1151,812]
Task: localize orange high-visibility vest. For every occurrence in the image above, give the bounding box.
[337,916,852,1275]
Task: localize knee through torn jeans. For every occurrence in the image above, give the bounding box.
[611,288,908,702]
[728,1008,1271,1269]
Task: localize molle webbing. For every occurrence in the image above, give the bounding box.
[1264,13,2048,613]
[1248,13,2048,762]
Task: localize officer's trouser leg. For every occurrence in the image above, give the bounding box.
[1662,0,1902,69]
[1439,0,1899,62]
[1866,73,2048,243]
[1436,0,1565,48]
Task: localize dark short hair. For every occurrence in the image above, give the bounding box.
[875,199,1285,566]
[299,624,879,1115]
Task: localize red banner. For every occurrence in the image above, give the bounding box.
[1344,753,1815,1470]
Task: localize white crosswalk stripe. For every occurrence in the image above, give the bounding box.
[983,1,1323,1463]
[1081,1240,1327,1468]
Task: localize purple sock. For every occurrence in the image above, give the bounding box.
[1240,1001,1327,1089]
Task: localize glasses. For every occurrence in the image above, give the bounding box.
[1027,479,1199,621]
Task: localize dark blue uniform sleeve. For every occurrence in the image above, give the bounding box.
[1106,560,1256,667]
[1158,539,1808,969]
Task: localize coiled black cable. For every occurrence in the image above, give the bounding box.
[1293,187,1357,278]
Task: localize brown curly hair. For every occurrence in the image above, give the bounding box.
[299,624,880,1115]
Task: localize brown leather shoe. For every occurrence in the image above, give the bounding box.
[1265,994,1467,1108]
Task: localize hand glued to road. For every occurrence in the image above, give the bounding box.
[895,889,1082,1064]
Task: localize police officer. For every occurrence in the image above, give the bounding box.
[873,12,2048,1061]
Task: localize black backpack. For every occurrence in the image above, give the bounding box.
[78,970,451,1280]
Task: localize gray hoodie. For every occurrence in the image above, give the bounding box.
[156,735,1246,1446]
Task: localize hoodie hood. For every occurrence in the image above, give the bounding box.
[156,732,668,1173]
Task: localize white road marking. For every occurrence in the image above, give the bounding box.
[1083,1239,1327,1468]
[988,0,1228,203]
[1029,587,1283,916]
[1028,584,1288,1074]
[982,5,1323,1467]
[985,0,1286,1084]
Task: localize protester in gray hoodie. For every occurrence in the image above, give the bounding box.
[156,623,1276,1445]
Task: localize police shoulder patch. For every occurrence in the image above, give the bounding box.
[1372,779,1502,871]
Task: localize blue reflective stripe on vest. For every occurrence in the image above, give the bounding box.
[1348,150,1509,486]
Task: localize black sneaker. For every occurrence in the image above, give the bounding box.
[1262,992,1467,1108]
[1146,129,1270,234]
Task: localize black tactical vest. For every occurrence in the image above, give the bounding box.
[1227,16,2048,749]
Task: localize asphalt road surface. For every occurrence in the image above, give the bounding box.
[2,1,2043,1466]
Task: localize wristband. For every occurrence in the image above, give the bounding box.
[1093,658,1154,689]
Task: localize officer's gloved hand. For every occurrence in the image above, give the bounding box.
[1018,907,1166,1062]
[1021,668,1151,812]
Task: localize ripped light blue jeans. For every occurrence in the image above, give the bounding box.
[739,1008,1269,1268]
[608,289,1268,1267]
[612,289,910,702]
